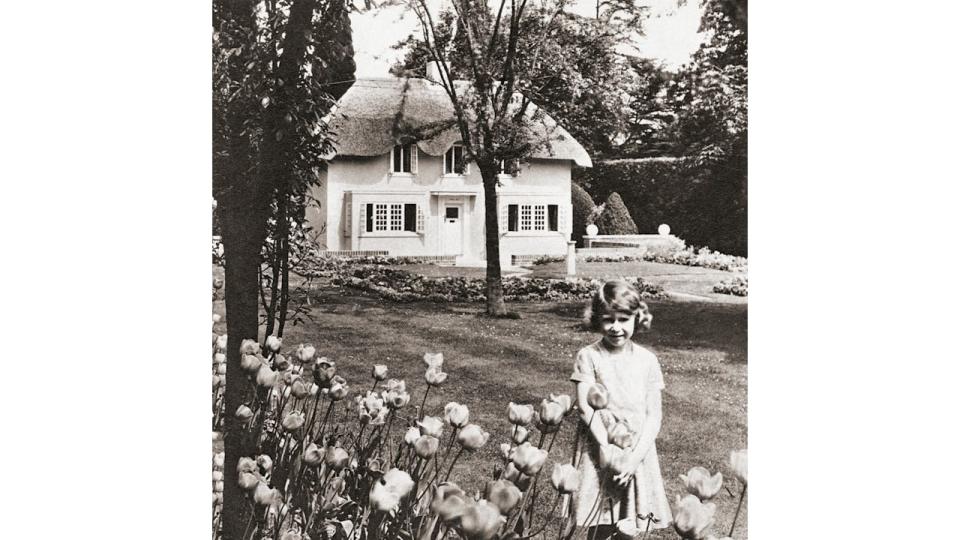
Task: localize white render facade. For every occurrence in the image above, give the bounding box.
[306,149,575,268]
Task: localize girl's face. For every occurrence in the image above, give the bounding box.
[600,310,636,349]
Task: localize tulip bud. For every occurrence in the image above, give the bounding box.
[240,353,261,373]
[538,399,565,427]
[297,344,317,363]
[212,471,224,483]
[214,352,226,364]
[213,452,225,468]
[325,447,350,471]
[281,411,305,432]
[507,402,535,426]
[273,354,290,371]
[587,384,609,410]
[485,479,522,514]
[423,352,444,370]
[457,423,490,451]
[328,377,349,401]
[308,383,319,396]
[239,339,260,355]
[314,359,337,387]
[460,500,505,540]
[235,404,254,422]
[549,393,573,414]
[372,364,388,381]
[680,466,723,501]
[303,443,324,466]
[599,445,633,476]
[216,334,228,351]
[265,335,282,353]
[501,462,531,491]
[444,402,470,427]
[216,363,227,375]
[673,494,717,540]
[729,449,747,485]
[369,481,401,514]
[511,425,529,445]
[425,367,448,386]
[289,378,310,399]
[212,431,223,442]
[499,443,512,460]
[238,471,259,491]
[550,463,581,494]
[418,416,444,439]
[253,482,278,506]
[431,483,467,523]
[510,442,548,476]
[212,313,221,324]
[214,480,224,493]
[255,365,278,387]
[382,469,415,497]
[256,455,273,474]
[213,277,224,290]
[237,456,257,473]
[404,427,421,446]
[414,435,440,459]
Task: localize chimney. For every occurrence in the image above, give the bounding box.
[425,61,442,83]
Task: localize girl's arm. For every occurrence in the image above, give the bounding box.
[576,380,610,448]
[628,387,663,467]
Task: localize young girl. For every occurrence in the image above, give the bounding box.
[569,280,672,534]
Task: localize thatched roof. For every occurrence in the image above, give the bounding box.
[325,77,591,167]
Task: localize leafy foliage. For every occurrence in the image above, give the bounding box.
[713,275,748,296]
[596,192,638,235]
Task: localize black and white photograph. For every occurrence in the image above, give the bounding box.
[212,1,746,539]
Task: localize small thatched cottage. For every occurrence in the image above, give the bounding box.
[306,71,591,267]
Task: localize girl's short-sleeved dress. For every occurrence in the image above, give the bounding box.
[569,339,673,529]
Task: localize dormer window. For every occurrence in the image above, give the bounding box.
[391,144,417,174]
[444,144,468,175]
[499,159,521,177]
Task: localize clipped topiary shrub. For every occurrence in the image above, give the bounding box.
[597,192,639,235]
[571,183,596,247]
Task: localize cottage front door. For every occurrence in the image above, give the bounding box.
[441,205,463,255]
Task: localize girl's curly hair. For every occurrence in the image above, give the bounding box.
[584,280,653,333]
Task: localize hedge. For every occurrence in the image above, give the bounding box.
[597,192,639,235]
[571,183,596,247]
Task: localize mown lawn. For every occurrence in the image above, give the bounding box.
[214,277,747,538]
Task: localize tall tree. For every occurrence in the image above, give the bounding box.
[213,0,341,536]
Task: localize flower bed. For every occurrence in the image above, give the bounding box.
[713,276,748,296]
[332,265,666,303]
[296,254,426,279]
[579,245,747,273]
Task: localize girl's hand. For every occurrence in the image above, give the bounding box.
[613,471,633,488]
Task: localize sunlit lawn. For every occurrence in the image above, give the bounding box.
[214,277,747,538]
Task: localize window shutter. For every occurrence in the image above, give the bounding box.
[360,203,368,233]
[343,195,352,236]
[391,145,398,173]
[416,205,425,233]
[411,145,418,174]
[499,201,508,234]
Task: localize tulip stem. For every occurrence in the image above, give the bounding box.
[418,385,432,422]
[442,446,464,482]
[520,492,562,539]
[728,484,746,537]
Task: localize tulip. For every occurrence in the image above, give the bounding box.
[308,383,319,396]
[501,462,531,491]
[431,483,468,522]
[238,471,259,491]
[460,500,505,540]
[281,411,305,432]
[314,359,337,387]
[403,427,421,446]
[212,431,223,442]
[253,482,278,506]
[256,455,273,474]
[507,402,534,426]
[414,435,440,459]
[237,456,256,473]
[255,365,278,387]
[418,416,444,438]
[216,334,228,351]
[549,393,573,414]
[303,443,324,466]
[265,335,282,353]
[216,363,226,375]
[485,479,522,514]
[425,367,448,386]
[729,449,747,485]
[673,494,717,540]
[361,392,385,416]
[550,463,581,494]
[214,480,224,492]
[235,404,254,423]
[366,458,385,474]
[273,354,290,371]
[289,378,310,399]
[214,352,226,364]
[325,447,350,471]
[213,492,223,506]
[385,390,410,409]
[213,277,223,289]
[511,425,529,445]
[212,313,221,324]
[213,452,225,468]
[297,344,316,363]
[607,422,633,449]
[384,379,406,393]
[240,339,260,355]
[538,399,565,427]
[599,445,633,476]
[369,406,389,426]
[615,518,642,539]
[499,443,512,460]
[328,377,349,401]
[423,352,444,370]
[444,402,470,427]
[457,424,490,451]
[383,468,415,497]
[372,364,388,381]
[511,442,548,476]
[680,466,723,501]
[587,383,609,410]
[212,470,224,482]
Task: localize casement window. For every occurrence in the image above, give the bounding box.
[363,203,423,233]
[391,144,417,174]
[444,144,468,175]
[506,203,559,232]
[498,159,522,176]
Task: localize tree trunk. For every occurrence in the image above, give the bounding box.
[480,167,507,315]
